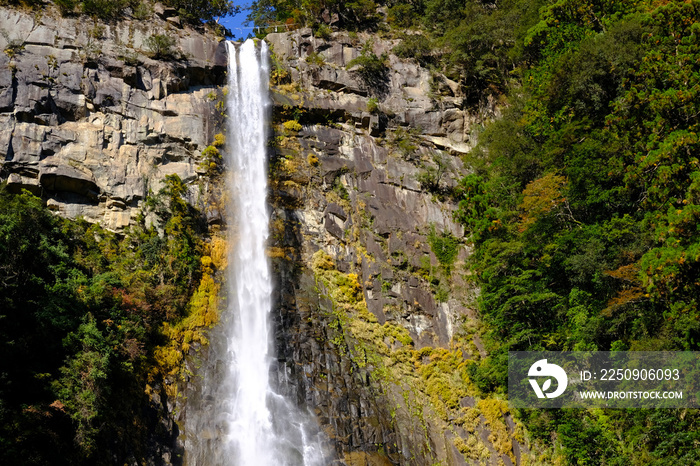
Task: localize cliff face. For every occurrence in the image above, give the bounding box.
[262,29,525,466]
[0,6,228,464]
[0,6,525,464]
[0,5,226,230]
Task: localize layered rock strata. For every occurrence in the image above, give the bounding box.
[0,5,226,230]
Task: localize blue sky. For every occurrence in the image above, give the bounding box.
[218,3,256,40]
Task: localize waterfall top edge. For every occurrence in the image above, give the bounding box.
[225,38,267,50]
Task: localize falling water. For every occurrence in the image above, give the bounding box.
[182,39,325,466]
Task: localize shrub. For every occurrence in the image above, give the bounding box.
[416,152,450,193]
[82,0,129,20]
[342,0,381,31]
[199,145,221,175]
[367,97,379,113]
[133,2,152,20]
[314,23,332,39]
[145,34,177,59]
[0,30,24,58]
[271,67,291,85]
[387,4,418,28]
[163,0,240,22]
[333,177,349,200]
[389,126,419,160]
[347,44,389,96]
[427,225,459,271]
[212,133,225,147]
[283,120,302,132]
[392,34,432,66]
[55,0,78,15]
[305,51,325,66]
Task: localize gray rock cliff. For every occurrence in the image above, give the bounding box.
[262,29,524,466]
[0,5,226,230]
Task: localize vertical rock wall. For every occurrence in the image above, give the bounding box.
[266,29,524,466]
[0,5,227,231]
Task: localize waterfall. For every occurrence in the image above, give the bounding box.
[182,39,325,466]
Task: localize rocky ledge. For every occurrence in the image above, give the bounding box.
[0,5,226,230]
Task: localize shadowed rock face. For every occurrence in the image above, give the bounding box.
[0,6,226,231]
[261,29,522,466]
[266,122,474,465]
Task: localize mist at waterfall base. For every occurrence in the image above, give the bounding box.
[181,39,326,466]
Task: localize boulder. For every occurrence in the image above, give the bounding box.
[39,162,99,198]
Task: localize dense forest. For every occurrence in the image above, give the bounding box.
[0,177,214,464]
[252,0,700,463]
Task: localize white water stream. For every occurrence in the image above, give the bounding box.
[182,39,325,466]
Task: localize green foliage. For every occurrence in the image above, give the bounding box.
[453,0,700,463]
[248,0,380,31]
[455,174,503,242]
[392,33,433,66]
[347,44,389,96]
[164,0,239,22]
[388,126,420,160]
[366,97,378,113]
[82,0,130,20]
[416,151,450,194]
[51,0,237,23]
[0,177,207,463]
[197,135,225,175]
[55,0,79,14]
[248,0,544,102]
[53,316,112,453]
[304,50,325,65]
[427,225,458,272]
[133,2,152,19]
[145,34,177,59]
[200,144,222,175]
[313,22,332,39]
[342,0,381,30]
[410,0,546,103]
[387,3,420,29]
[333,176,349,201]
[147,175,204,290]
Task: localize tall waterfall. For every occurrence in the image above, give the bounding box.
[182,39,325,466]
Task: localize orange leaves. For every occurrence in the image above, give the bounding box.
[603,288,646,316]
[518,172,568,231]
[604,262,640,282]
[603,262,646,316]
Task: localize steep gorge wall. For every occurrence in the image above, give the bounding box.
[264,29,527,466]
